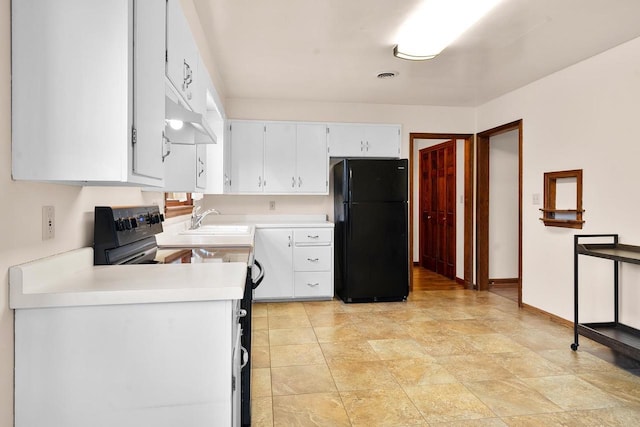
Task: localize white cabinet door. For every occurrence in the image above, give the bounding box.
[328,124,401,158]
[163,144,195,191]
[11,0,165,186]
[223,123,233,193]
[296,124,328,193]
[264,123,296,193]
[254,229,294,300]
[364,125,401,158]
[166,0,199,111]
[132,0,166,181]
[196,144,207,190]
[328,124,365,157]
[230,122,264,193]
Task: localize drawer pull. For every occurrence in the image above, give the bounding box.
[307,235,319,239]
[306,282,320,287]
[307,258,319,262]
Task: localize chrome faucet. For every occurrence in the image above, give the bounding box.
[190,206,221,229]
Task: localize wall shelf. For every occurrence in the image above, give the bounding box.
[541,169,584,229]
[572,234,640,360]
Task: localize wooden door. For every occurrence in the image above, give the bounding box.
[419,140,456,279]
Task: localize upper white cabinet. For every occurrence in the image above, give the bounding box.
[328,124,401,158]
[228,121,328,195]
[264,123,297,192]
[229,122,265,193]
[296,124,330,193]
[166,0,201,113]
[162,143,207,192]
[11,0,167,186]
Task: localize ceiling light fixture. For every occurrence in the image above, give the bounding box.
[394,0,502,61]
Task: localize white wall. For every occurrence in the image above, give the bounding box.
[0,4,168,424]
[412,139,465,280]
[488,130,519,279]
[477,36,640,325]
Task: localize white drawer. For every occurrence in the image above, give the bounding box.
[294,228,333,245]
[294,272,333,298]
[294,246,332,271]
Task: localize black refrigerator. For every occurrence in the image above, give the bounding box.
[334,159,409,302]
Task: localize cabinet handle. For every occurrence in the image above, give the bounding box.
[307,235,319,239]
[306,282,320,287]
[292,176,295,188]
[288,235,292,247]
[360,141,364,152]
[298,176,302,187]
[237,309,247,318]
[307,257,319,262]
[241,346,249,369]
[258,176,262,187]
[161,132,171,162]
[366,141,370,152]
[198,169,204,177]
[183,60,193,89]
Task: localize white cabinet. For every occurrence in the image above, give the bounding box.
[230,122,265,193]
[254,228,294,300]
[254,227,333,301]
[15,300,240,427]
[328,123,401,158]
[264,123,297,192]
[296,124,329,193]
[228,121,328,194]
[293,228,333,299]
[11,0,166,186]
[166,0,201,113]
[161,144,207,192]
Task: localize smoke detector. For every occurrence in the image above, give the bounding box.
[376,71,399,79]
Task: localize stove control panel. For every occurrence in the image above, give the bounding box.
[94,206,165,248]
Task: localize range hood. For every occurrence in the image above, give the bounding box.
[164,96,217,145]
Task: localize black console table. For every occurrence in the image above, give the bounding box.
[572,234,640,360]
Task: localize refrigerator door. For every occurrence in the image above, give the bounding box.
[341,201,408,301]
[346,159,408,202]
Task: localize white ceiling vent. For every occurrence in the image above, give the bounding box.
[376,71,399,79]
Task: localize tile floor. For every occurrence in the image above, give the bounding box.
[250,290,640,426]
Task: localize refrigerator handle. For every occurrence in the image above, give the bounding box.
[345,204,351,241]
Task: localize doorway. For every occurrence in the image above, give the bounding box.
[409,133,474,291]
[476,120,523,305]
[419,140,456,279]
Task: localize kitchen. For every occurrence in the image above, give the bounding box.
[3,0,640,426]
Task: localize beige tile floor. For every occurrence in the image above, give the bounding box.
[250,290,640,426]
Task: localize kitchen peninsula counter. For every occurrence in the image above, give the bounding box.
[9,247,247,309]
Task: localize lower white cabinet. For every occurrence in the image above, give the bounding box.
[254,226,334,301]
[253,228,294,300]
[14,300,241,427]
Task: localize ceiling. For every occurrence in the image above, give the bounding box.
[193,0,640,107]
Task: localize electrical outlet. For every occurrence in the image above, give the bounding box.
[269,201,276,210]
[42,205,55,240]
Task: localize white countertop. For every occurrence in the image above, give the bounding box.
[156,215,333,248]
[199,214,334,229]
[9,248,247,309]
[155,232,255,249]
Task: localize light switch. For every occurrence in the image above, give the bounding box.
[532,193,541,205]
